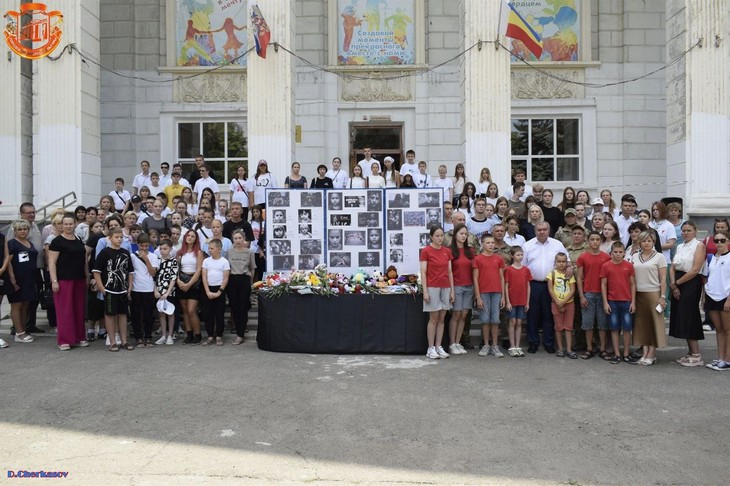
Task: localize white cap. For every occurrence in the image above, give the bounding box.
[156,298,175,315]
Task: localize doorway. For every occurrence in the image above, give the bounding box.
[349,123,404,172]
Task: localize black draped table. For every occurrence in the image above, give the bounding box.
[256,293,428,354]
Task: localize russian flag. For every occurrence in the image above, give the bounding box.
[251,4,271,59]
[501,1,543,60]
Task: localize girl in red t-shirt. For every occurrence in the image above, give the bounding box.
[448,224,475,355]
[504,246,532,357]
[420,225,454,359]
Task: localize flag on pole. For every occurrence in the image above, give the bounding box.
[251,4,271,59]
[500,1,543,59]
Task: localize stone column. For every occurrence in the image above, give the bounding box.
[247,0,295,184]
[462,0,512,190]
[32,0,101,209]
[667,0,729,215]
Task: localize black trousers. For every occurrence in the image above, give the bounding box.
[227,274,252,337]
[205,286,226,338]
[130,291,154,339]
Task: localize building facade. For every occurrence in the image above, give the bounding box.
[1,0,728,221]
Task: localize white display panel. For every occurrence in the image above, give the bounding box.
[266,190,325,273]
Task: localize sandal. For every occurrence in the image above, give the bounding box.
[568,352,578,359]
[216,337,224,346]
[109,344,120,352]
[136,339,146,348]
[599,350,612,361]
[201,337,214,346]
[144,339,155,347]
[556,350,565,357]
[580,349,596,360]
[122,342,135,351]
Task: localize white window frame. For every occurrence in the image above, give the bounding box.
[511,100,597,190]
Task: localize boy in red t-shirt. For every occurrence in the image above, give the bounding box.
[600,241,636,364]
[576,231,611,359]
[504,246,532,357]
[473,235,506,357]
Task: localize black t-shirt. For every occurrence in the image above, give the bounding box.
[86,233,104,270]
[93,247,133,294]
[311,177,333,189]
[222,219,254,242]
[540,204,564,236]
[49,235,86,280]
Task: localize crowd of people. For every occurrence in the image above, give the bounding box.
[1,152,728,373]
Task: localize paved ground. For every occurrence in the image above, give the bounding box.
[0,301,728,485]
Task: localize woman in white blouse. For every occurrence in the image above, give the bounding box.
[669,221,707,367]
[382,156,400,188]
[649,201,677,264]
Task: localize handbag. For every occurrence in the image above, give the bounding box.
[41,281,54,310]
[178,272,200,291]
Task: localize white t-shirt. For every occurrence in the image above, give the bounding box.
[383,170,398,188]
[432,177,454,200]
[357,158,381,175]
[650,219,677,264]
[399,163,419,178]
[130,251,160,293]
[109,189,131,211]
[475,181,490,195]
[326,168,349,189]
[133,173,152,191]
[414,173,432,189]
[349,177,366,188]
[159,174,172,188]
[197,226,213,246]
[251,173,278,205]
[193,177,220,203]
[503,184,534,202]
[367,175,386,188]
[147,184,164,196]
[203,256,231,286]
[705,251,730,301]
[229,178,252,206]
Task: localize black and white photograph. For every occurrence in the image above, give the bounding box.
[327,229,343,250]
[387,210,402,231]
[389,233,403,247]
[300,239,322,255]
[329,252,351,268]
[366,191,382,211]
[388,192,410,208]
[367,228,382,249]
[418,191,441,208]
[270,240,291,256]
[330,214,351,226]
[272,225,286,239]
[344,195,364,208]
[271,209,286,224]
[328,192,343,210]
[268,192,290,207]
[390,249,404,262]
[300,191,322,207]
[404,211,425,227]
[298,224,313,238]
[298,254,320,270]
[273,255,294,271]
[298,209,312,223]
[345,231,365,246]
[357,212,379,227]
[426,208,441,229]
[358,251,380,267]
[419,233,431,247]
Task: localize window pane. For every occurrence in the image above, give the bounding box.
[178,123,200,158]
[557,157,579,181]
[556,119,579,155]
[511,159,527,182]
[227,160,249,182]
[511,119,529,155]
[203,123,225,158]
[228,122,248,158]
[179,162,197,179]
[352,126,402,150]
[530,119,554,155]
[531,158,554,181]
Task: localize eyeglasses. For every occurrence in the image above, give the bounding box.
[714,238,728,244]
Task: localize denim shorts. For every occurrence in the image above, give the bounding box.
[423,287,452,312]
[453,285,474,311]
[508,305,527,320]
[478,292,501,324]
[608,300,633,332]
[581,292,609,331]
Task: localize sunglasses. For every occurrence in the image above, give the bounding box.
[714,238,728,244]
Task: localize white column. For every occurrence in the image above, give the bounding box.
[684,0,730,215]
[462,0,512,190]
[33,0,101,209]
[0,0,29,219]
[247,0,295,184]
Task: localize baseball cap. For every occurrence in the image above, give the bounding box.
[621,194,637,204]
[590,198,604,206]
[564,208,577,216]
[131,195,142,203]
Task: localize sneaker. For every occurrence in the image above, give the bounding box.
[436,346,450,358]
[182,335,193,345]
[449,343,461,355]
[478,344,491,356]
[105,335,111,346]
[609,355,621,364]
[0,338,7,348]
[675,354,691,364]
[626,356,643,365]
[86,331,96,342]
[115,333,122,345]
[516,347,525,357]
[702,324,713,332]
[426,346,440,359]
[97,329,108,340]
[166,336,174,345]
[639,357,656,366]
[508,347,517,357]
[155,336,168,345]
[14,333,34,343]
[679,354,704,367]
[78,340,90,347]
[491,345,504,358]
[710,360,730,371]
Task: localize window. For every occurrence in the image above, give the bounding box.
[177,121,248,184]
[511,117,580,182]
